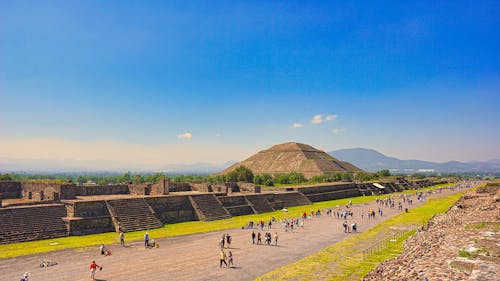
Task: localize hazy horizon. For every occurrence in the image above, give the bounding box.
[1,1,499,169]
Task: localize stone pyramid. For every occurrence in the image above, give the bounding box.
[221,142,362,179]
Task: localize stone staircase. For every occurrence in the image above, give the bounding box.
[105,198,163,232]
[357,183,374,196]
[245,195,275,213]
[397,178,412,189]
[188,194,231,221]
[0,204,68,244]
[273,192,311,207]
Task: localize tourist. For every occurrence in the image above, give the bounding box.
[226,233,232,247]
[20,272,29,281]
[274,232,278,246]
[89,260,102,281]
[99,244,106,256]
[251,230,256,244]
[227,251,234,268]
[343,220,348,233]
[361,211,364,220]
[119,231,125,247]
[219,249,228,268]
[257,232,262,244]
[268,220,272,229]
[144,231,150,248]
[352,222,357,232]
[219,235,225,248]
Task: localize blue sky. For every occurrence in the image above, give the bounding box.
[1,1,499,168]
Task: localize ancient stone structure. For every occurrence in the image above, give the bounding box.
[364,185,499,281]
[0,178,443,244]
[220,142,362,178]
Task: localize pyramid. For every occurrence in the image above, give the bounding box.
[221,142,362,179]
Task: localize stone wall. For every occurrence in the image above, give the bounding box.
[129,183,151,195]
[75,185,129,196]
[225,205,254,216]
[0,181,22,199]
[217,195,247,207]
[21,182,61,201]
[191,183,212,192]
[65,217,115,236]
[295,183,357,194]
[306,188,361,202]
[68,200,110,217]
[145,195,196,224]
[170,182,192,192]
[152,179,169,195]
[64,200,114,235]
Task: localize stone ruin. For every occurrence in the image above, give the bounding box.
[0,178,440,245]
[363,184,499,281]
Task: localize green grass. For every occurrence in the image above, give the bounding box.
[0,183,454,259]
[255,190,465,281]
[458,250,474,259]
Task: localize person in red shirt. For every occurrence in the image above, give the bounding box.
[89,260,102,281]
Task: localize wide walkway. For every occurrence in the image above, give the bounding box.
[0,189,462,281]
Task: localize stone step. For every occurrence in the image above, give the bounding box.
[245,195,275,213]
[0,204,68,244]
[189,194,231,221]
[106,198,163,233]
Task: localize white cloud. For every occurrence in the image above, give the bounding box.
[177,132,193,139]
[325,114,337,121]
[332,128,345,134]
[311,114,323,124]
[312,113,337,124]
[292,123,303,128]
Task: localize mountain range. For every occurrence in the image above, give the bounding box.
[329,148,500,174]
[0,157,236,175]
[2,147,499,175]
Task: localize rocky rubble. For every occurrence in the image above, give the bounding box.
[363,186,500,281]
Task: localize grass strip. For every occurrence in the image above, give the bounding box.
[0,183,453,259]
[255,190,464,281]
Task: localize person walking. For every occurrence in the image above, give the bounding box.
[227,251,234,268]
[89,260,102,281]
[144,231,150,248]
[251,231,256,244]
[219,249,228,268]
[274,232,278,246]
[20,272,29,281]
[119,231,125,247]
[99,244,106,255]
[219,235,225,248]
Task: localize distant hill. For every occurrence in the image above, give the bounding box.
[329,148,500,174]
[0,157,235,175]
[220,142,362,178]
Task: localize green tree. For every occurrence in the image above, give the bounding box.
[119,172,132,183]
[227,166,254,183]
[0,173,13,181]
[377,169,391,177]
[133,174,145,184]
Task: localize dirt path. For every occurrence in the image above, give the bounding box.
[0,189,464,281]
